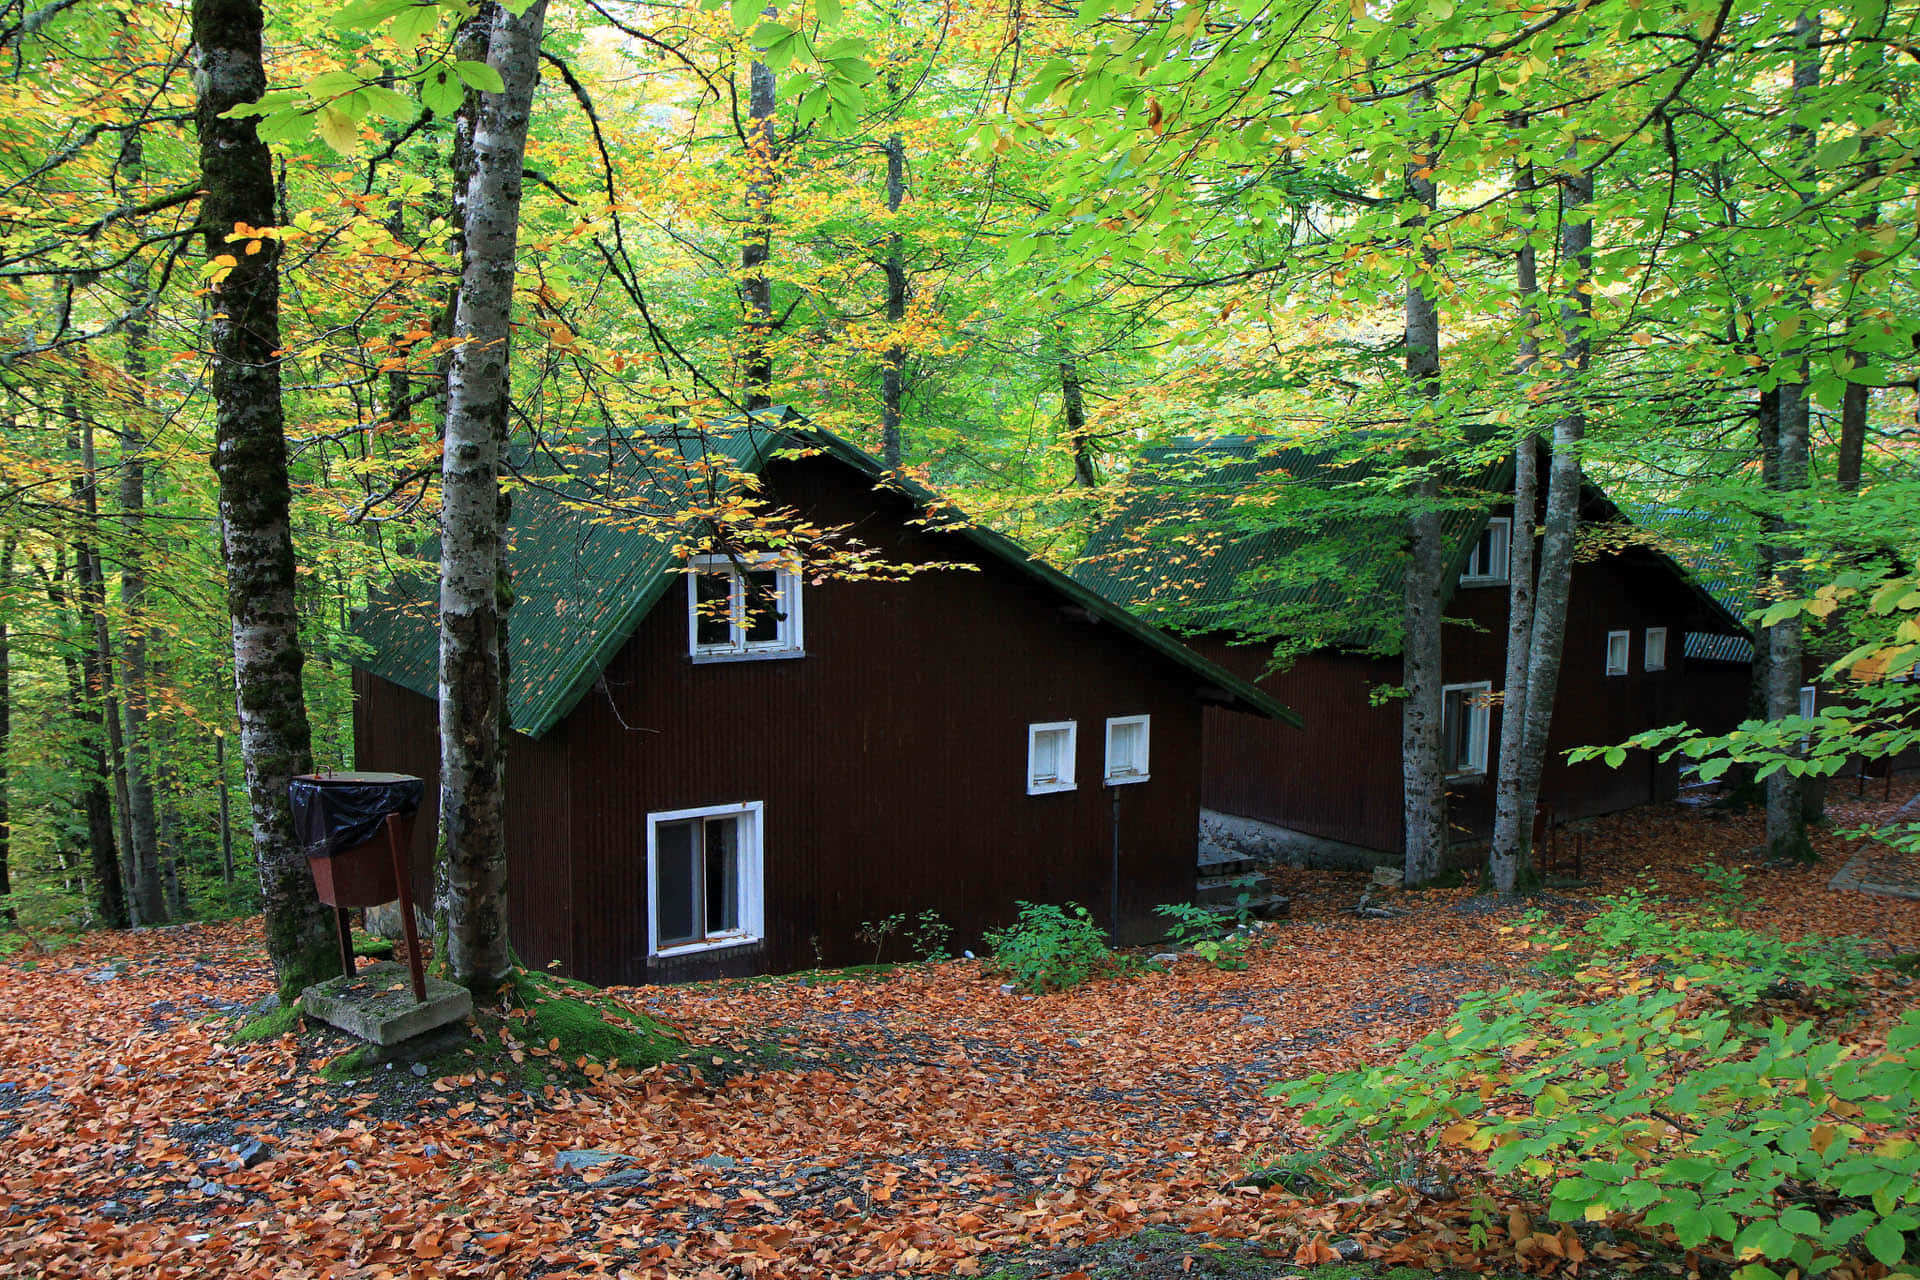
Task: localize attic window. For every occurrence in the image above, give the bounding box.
[1605,630,1630,676]
[1644,627,1668,672]
[1460,517,1511,586]
[688,555,803,661]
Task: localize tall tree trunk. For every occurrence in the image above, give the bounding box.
[0,539,13,924]
[118,230,164,920]
[1503,165,1595,883]
[1836,158,1880,494]
[741,20,777,411]
[1489,158,1542,896]
[436,0,546,993]
[70,412,150,920]
[880,88,907,466]
[194,0,337,994]
[42,549,126,928]
[1062,359,1099,488]
[1400,86,1447,886]
[1765,14,1820,863]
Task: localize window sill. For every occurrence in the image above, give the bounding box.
[1458,576,1509,588]
[1604,669,1628,678]
[652,933,760,959]
[1027,780,1076,796]
[1446,769,1489,782]
[690,648,806,665]
[1105,772,1151,786]
[1644,665,1666,673]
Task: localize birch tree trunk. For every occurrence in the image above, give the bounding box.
[1400,88,1447,886]
[1488,157,1542,896]
[741,21,777,411]
[1765,14,1820,863]
[194,0,337,994]
[1503,166,1595,881]
[43,548,126,928]
[0,539,12,924]
[436,0,547,993]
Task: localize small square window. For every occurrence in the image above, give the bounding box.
[1460,517,1511,586]
[1605,630,1630,676]
[1027,721,1077,794]
[648,801,764,957]
[688,554,803,661]
[1644,627,1668,672]
[1441,682,1492,776]
[1104,715,1151,785]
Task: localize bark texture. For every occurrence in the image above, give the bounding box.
[118,260,164,922]
[436,0,548,993]
[1765,14,1820,863]
[44,547,125,928]
[1488,158,1541,896]
[741,26,777,410]
[194,0,336,993]
[880,102,907,467]
[1400,91,1447,885]
[1062,359,1099,488]
[0,539,12,923]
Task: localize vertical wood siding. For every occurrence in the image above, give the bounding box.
[355,456,1223,986]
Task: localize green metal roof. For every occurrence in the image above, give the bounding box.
[351,410,1298,738]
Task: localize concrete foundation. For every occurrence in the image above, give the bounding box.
[301,961,473,1047]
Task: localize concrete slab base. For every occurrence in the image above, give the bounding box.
[301,961,473,1047]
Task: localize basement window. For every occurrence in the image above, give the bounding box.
[1460,517,1512,586]
[688,554,803,661]
[648,801,764,956]
[1104,715,1151,785]
[1644,627,1668,672]
[1441,682,1492,777]
[1605,630,1630,676]
[1027,721,1077,795]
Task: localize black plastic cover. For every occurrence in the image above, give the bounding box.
[287,772,424,860]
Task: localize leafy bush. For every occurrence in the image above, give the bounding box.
[1154,900,1251,970]
[982,902,1111,993]
[1519,886,1868,1009]
[1273,911,1917,1280]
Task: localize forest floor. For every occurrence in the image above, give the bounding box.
[1,782,1916,1279]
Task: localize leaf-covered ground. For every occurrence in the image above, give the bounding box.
[2,782,1916,1279]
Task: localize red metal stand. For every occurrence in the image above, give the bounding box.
[308,811,428,1002]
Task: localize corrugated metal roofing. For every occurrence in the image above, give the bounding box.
[351,410,1300,738]
[1625,505,1758,666]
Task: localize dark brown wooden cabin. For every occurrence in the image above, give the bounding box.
[1077,440,1742,859]
[350,415,1291,986]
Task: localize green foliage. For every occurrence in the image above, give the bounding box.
[513,970,683,1071]
[982,901,1113,994]
[1273,907,1916,1279]
[232,1000,304,1043]
[1153,901,1251,971]
[1519,886,1868,1009]
[854,909,953,964]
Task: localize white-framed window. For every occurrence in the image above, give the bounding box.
[687,554,803,661]
[1605,630,1630,676]
[1441,681,1492,777]
[1460,517,1512,586]
[1104,715,1151,785]
[1644,627,1668,672]
[1027,721,1077,794]
[1798,685,1817,751]
[647,801,764,957]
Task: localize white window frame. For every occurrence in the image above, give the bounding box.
[687,554,804,662]
[646,800,765,958]
[1441,681,1493,778]
[1460,517,1512,586]
[1798,685,1817,751]
[1605,630,1631,676]
[1027,721,1077,795]
[1103,714,1151,786]
[1644,626,1668,672]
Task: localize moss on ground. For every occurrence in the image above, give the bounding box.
[975,1230,1526,1280]
[512,969,683,1071]
[233,1000,304,1043]
[351,932,395,960]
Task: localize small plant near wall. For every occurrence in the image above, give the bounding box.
[1153,901,1250,970]
[854,909,954,964]
[982,902,1112,993]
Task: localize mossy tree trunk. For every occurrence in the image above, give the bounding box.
[193,0,337,995]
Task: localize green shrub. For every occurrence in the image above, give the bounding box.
[983,902,1111,993]
[1272,913,1920,1280]
[1153,901,1250,970]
